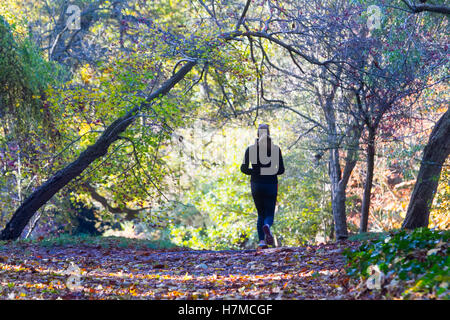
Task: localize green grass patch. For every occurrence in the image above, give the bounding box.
[348,231,389,242]
[3,234,179,250]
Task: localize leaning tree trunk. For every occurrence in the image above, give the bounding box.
[0,61,196,240]
[360,127,376,233]
[402,107,450,229]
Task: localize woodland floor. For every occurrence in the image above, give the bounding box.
[0,238,371,300]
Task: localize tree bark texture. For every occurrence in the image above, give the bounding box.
[360,128,376,233]
[402,108,450,229]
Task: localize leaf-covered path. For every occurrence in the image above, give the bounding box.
[0,240,361,300]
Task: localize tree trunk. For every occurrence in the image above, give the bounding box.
[329,147,349,240]
[360,127,376,233]
[0,61,196,240]
[320,81,358,241]
[402,108,450,229]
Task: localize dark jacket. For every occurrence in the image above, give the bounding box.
[240,143,285,184]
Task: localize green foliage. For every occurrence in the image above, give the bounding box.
[164,122,333,250]
[167,154,256,250]
[344,228,450,299]
[44,47,190,222]
[0,0,447,249]
[162,125,260,250]
[0,15,63,129]
[274,147,332,246]
[0,14,66,227]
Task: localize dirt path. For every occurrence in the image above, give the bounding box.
[0,241,360,299]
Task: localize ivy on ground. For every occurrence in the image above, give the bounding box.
[343,228,449,299]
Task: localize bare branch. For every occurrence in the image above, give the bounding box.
[235,0,252,31]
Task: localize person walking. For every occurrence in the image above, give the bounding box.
[240,124,285,248]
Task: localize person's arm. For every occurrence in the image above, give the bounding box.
[277,148,285,175]
[240,147,254,175]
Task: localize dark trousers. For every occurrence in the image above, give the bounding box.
[251,182,277,241]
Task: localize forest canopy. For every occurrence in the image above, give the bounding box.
[0,0,448,247]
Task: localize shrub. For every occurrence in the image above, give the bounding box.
[343,228,449,299]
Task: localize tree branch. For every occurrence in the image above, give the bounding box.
[235,0,252,31]
[83,183,144,220]
[411,3,450,15]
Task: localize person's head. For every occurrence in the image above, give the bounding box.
[256,124,272,155]
[257,124,270,139]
